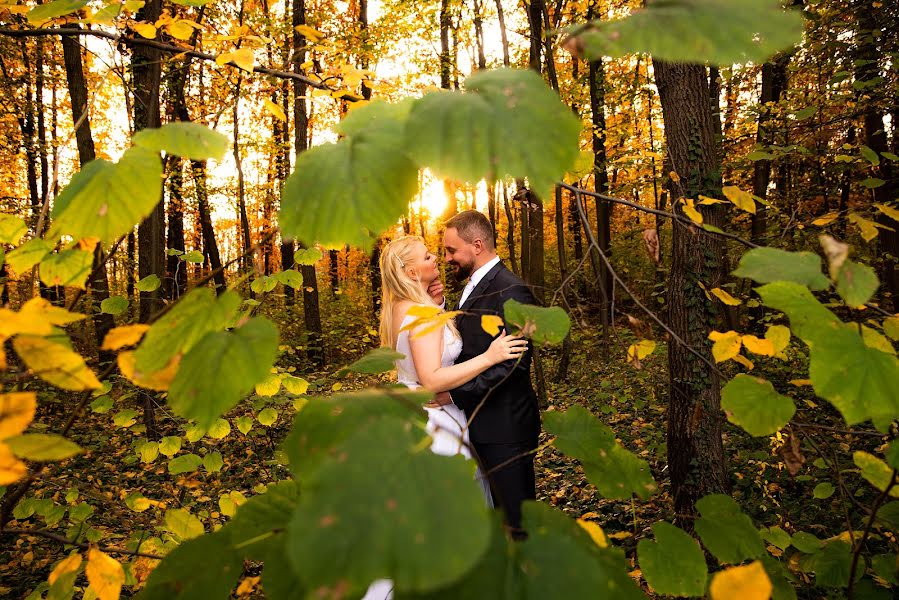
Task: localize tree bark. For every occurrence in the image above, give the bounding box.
[654,58,729,524]
[191,160,227,294]
[589,54,612,335]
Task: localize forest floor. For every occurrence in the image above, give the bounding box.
[0,308,885,598]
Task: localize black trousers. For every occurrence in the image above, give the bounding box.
[473,439,537,536]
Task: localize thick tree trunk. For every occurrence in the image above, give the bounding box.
[293,0,324,366]
[589,54,612,337]
[191,160,227,294]
[61,31,115,365]
[439,0,452,89]
[654,59,729,524]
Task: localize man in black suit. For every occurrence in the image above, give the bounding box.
[438,210,539,539]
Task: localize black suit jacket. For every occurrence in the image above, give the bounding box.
[450,261,540,445]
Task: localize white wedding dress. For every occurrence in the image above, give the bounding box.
[362,312,493,600]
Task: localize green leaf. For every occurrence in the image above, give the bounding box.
[286,418,492,597]
[250,275,277,294]
[184,424,205,443]
[7,238,54,275]
[203,451,224,473]
[164,508,205,541]
[860,177,886,189]
[721,374,795,436]
[48,146,162,245]
[503,299,571,346]
[272,270,303,289]
[167,318,279,429]
[182,250,204,263]
[572,0,804,65]
[39,249,93,289]
[293,247,322,265]
[757,281,840,345]
[283,389,429,483]
[0,214,27,244]
[5,433,82,461]
[746,150,776,161]
[257,407,279,426]
[793,106,818,120]
[809,325,899,427]
[760,526,792,551]
[100,296,129,315]
[27,0,88,23]
[854,451,899,497]
[139,441,159,463]
[885,441,899,469]
[338,346,405,375]
[112,409,138,427]
[694,494,765,564]
[409,69,580,200]
[871,554,897,585]
[90,395,113,414]
[167,453,202,475]
[800,540,852,587]
[224,481,298,558]
[158,436,181,457]
[138,530,241,600]
[236,416,253,435]
[860,145,881,166]
[280,101,418,247]
[877,502,899,530]
[812,482,835,499]
[135,288,240,374]
[543,406,657,500]
[835,260,878,306]
[734,248,830,291]
[136,274,161,292]
[637,521,707,596]
[132,123,228,161]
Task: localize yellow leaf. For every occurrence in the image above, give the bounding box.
[166,20,194,41]
[698,195,726,205]
[722,186,757,214]
[848,213,887,242]
[0,298,85,339]
[0,392,37,439]
[236,575,260,596]
[861,325,896,355]
[101,325,150,351]
[732,353,755,370]
[607,531,633,540]
[14,336,101,391]
[86,548,125,600]
[281,375,309,395]
[742,335,775,357]
[481,315,504,336]
[668,170,681,183]
[627,340,656,361]
[294,24,324,42]
[711,287,741,306]
[812,212,839,227]
[255,373,281,396]
[49,553,83,585]
[681,199,703,224]
[790,379,812,386]
[0,441,27,485]
[331,382,343,392]
[709,330,741,363]
[406,304,442,320]
[875,203,899,224]
[709,560,772,600]
[408,312,462,339]
[263,98,286,122]
[117,351,179,391]
[217,48,254,72]
[133,23,157,39]
[576,519,608,548]
[765,325,791,354]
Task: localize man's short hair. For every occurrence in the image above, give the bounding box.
[445,210,495,250]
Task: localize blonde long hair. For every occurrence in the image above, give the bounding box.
[379,236,455,349]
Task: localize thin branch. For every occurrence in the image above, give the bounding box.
[847,469,897,599]
[1,528,163,560]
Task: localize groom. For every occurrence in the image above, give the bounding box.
[433,210,540,539]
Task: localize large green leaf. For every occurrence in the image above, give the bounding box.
[573,0,804,65]
[637,521,707,597]
[757,281,840,346]
[5,433,82,461]
[287,418,491,597]
[853,451,899,497]
[167,317,279,428]
[694,494,765,564]
[799,540,853,588]
[543,406,657,500]
[503,299,571,346]
[279,101,418,247]
[809,325,899,427]
[100,296,128,315]
[0,214,27,244]
[406,68,581,200]
[132,122,228,161]
[282,388,429,482]
[6,238,53,275]
[734,248,830,291]
[39,249,93,289]
[27,0,88,23]
[338,346,405,375]
[137,530,242,600]
[48,146,162,245]
[134,288,240,374]
[721,374,795,436]
[835,260,878,306]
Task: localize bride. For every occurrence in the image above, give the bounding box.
[363,235,526,600]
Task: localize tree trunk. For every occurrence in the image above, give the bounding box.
[503,183,518,275]
[191,160,227,294]
[654,58,729,524]
[293,0,324,366]
[589,53,612,338]
[439,0,452,89]
[61,31,115,365]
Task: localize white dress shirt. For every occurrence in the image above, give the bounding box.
[459,255,500,308]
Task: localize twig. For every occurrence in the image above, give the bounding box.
[847,469,897,599]
[1,528,163,560]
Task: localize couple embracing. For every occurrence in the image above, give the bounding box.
[378,210,540,536]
